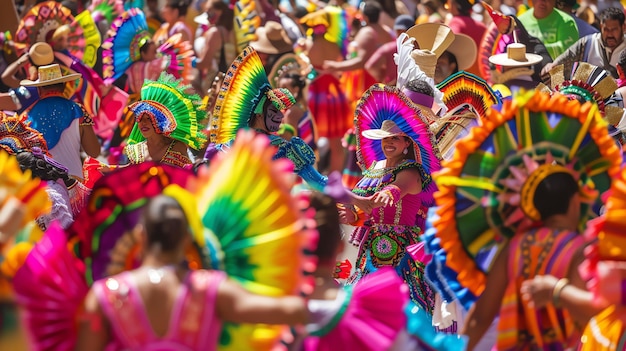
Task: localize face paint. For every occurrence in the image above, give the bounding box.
[264,104,284,132]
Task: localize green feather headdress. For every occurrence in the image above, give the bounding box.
[128,73,207,150]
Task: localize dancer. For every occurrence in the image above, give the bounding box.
[299,6,350,174]
[76,195,309,350]
[422,91,622,350]
[209,46,327,191]
[343,83,441,314]
[20,63,100,181]
[124,73,207,168]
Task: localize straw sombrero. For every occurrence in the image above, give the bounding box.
[28,42,54,67]
[405,23,455,58]
[20,64,81,87]
[249,21,293,55]
[445,33,477,71]
[488,43,543,67]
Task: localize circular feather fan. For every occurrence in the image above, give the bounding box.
[67,162,207,284]
[195,129,317,351]
[211,46,271,145]
[102,8,150,84]
[425,91,622,309]
[15,1,86,60]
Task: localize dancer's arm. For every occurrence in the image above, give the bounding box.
[461,245,509,351]
[217,278,309,325]
[75,290,109,351]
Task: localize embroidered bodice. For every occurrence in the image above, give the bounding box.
[124,140,191,168]
[353,160,430,227]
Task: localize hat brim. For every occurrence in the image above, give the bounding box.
[194,13,209,25]
[250,27,293,55]
[405,23,455,58]
[361,129,405,140]
[21,73,81,87]
[488,53,543,67]
[446,34,477,71]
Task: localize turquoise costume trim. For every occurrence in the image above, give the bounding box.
[269,135,327,191]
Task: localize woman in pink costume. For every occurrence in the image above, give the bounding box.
[341,84,441,315]
[76,195,309,350]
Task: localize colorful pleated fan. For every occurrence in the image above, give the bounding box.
[433,71,501,160]
[354,83,441,176]
[426,91,621,309]
[437,71,501,118]
[102,8,151,84]
[88,0,124,24]
[304,268,408,351]
[158,33,196,84]
[0,151,50,229]
[128,73,207,150]
[66,162,205,284]
[300,6,349,57]
[195,130,317,351]
[0,113,49,155]
[537,62,623,127]
[15,2,87,61]
[13,222,88,351]
[210,46,271,145]
[233,0,261,54]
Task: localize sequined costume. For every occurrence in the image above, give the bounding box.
[22,95,92,179]
[124,140,192,168]
[348,160,435,313]
[266,133,327,191]
[94,270,226,350]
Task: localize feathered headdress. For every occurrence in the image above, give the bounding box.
[128,73,207,150]
[102,8,151,83]
[537,62,623,127]
[299,6,349,57]
[210,46,296,145]
[233,0,262,54]
[355,84,442,206]
[424,91,622,310]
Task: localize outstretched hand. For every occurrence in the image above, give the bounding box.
[372,190,394,208]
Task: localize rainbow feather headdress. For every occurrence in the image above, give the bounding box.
[537,62,623,128]
[299,5,349,57]
[102,8,151,84]
[210,46,296,145]
[423,91,622,310]
[128,73,207,150]
[354,83,441,174]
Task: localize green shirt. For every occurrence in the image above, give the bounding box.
[518,8,579,60]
